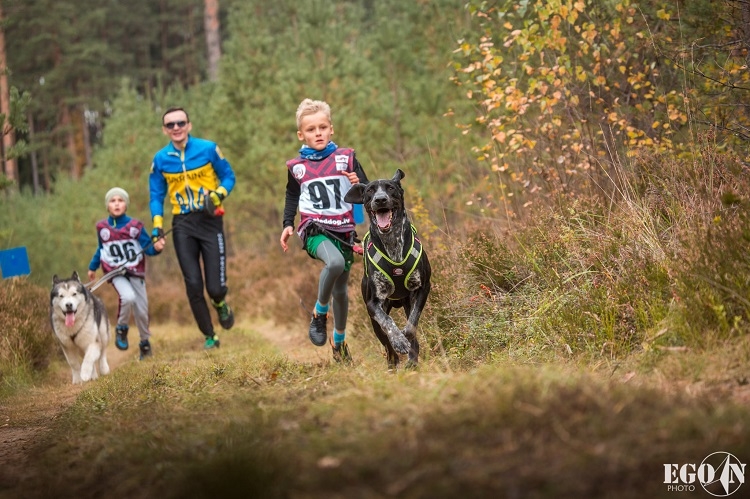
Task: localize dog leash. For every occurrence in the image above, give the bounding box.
[309,222,364,255]
[86,266,128,292]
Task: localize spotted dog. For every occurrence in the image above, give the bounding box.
[344,169,431,368]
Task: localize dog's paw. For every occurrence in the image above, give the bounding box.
[390,333,411,355]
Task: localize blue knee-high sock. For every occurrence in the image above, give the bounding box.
[315,301,329,316]
[333,330,346,347]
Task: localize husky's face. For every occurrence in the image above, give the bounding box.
[51,272,86,327]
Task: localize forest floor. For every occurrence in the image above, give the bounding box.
[0,320,317,496]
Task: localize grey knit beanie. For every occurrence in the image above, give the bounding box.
[105,187,129,209]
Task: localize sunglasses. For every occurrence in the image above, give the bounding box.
[164,120,188,130]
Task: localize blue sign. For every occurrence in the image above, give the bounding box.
[0,246,31,278]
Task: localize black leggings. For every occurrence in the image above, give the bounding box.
[172,212,228,337]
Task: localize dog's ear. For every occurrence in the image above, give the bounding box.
[71,271,80,282]
[52,274,60,284]
[344,183,366,204]
[393,169,405,183]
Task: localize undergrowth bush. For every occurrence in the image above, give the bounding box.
[659,135,750,345]
[0,277,57,392]
[426,134,750,365]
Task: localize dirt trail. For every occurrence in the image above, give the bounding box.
[0,345,133,492]
[0,320,314,495]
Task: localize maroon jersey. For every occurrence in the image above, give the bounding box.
[286,147,356,234]
[95,218,147,277]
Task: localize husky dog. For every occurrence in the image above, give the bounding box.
[50,271,110,384]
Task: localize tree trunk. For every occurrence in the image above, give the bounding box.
[204,0,221,82]
[60,105,81,180]
[160,0,169,79]
[28,113,39,195]
[82,108,92,171]
[41,147,50,192]
[0,2,17,187]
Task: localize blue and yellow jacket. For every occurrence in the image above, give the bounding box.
[149,135,236,227]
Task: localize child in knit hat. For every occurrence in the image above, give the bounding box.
[88,187,165,360]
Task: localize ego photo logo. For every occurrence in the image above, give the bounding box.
[664,452,745,496]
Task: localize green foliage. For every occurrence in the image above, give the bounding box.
[4,0,218,183]
[450,0,744,212]
[0,0,489,281]
[655,0,750,157]
[211,0,480,223]
[0,85,32,192]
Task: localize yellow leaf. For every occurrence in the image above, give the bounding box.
[656,9,671,21]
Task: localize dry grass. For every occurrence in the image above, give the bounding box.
[4,318,749,499]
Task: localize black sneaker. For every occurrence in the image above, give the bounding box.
[212,300,234,329]
[115,325,129,351]
[332,341,352,364]
[308,312,328,346]
[139,339,152,360]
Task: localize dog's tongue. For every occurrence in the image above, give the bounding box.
[376,210,392,230]
[65,312,75,327]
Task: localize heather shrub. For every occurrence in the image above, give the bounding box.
[0,277,58,392]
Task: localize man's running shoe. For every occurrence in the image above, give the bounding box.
[204,334,221,350]
[139,339,152,360]
[212,300,234,330]
[332,341,352,364]
[115,325,129,351]
[308,312,328,346]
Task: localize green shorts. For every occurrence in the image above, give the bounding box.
[306,233,354,272]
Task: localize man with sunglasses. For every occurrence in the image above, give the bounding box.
[149,107,236,350]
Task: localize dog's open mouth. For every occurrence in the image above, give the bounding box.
[375,209,393,232]
[65,311,76,327]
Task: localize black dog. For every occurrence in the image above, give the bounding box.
[345,169,431,368]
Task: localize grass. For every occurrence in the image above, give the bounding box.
[5,319,750,499]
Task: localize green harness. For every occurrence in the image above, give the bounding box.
[363,224,423,300]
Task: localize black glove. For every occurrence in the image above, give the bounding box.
[151,227,165,243]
